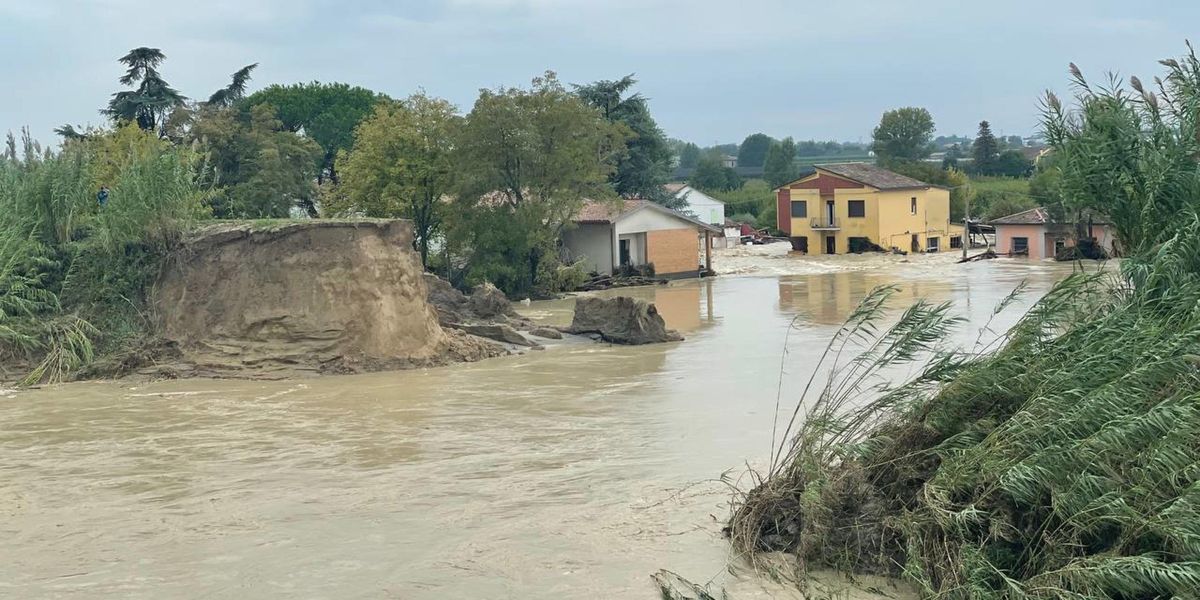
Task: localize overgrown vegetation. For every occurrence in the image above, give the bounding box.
[729,44,1200,599]
[0,129,208,384]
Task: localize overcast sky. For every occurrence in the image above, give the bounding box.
[2,0,1196,147]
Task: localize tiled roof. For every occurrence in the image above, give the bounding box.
[815,162,932,190]
[989,207,1112,226]
[663,183,688,194]
[575,199,641,223]
[989,207,1051,225]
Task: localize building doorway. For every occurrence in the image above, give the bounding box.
[825,235,836,255]
[619,239,631,265]
[911,234,920,253]
[825,200,835,226]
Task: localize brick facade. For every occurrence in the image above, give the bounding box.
[646,228,701,276]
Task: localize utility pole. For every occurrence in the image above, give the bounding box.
[962,193,971,261]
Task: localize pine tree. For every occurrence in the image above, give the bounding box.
[972,120,999,175]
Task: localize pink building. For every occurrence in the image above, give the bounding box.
[991,207,1116,259]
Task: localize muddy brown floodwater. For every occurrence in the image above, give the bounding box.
[0,257,1080,599]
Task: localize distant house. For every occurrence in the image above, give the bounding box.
[720,155,738,168]
[663,183,725,225]
[774,162,960,254]
[562,199,721,278]
[990,207,1115,258]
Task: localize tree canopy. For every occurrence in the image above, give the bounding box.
[448,72,628,294]
[574,75,675,205]
[189,104,323,218]
[737,133,774,168]
[871,107,935,164]
[104,47,187,135]
[332,94,461,267]
[690,151,742,192]
[971,120,999,174]
[674,140,702,168]
[244,82,384,184]
[207,64,258,108]
[763,137,798,188]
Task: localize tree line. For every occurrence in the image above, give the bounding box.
[0,50,682,382]
[44,51,685,296]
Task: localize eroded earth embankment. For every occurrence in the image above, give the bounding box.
[149,220,500,378]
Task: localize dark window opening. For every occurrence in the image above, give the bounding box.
[950,235,963,249]
[791,236,809,253]
[927,237,940,252]
[910,197,918,214]
[1012,237,1029,254]
[790,201,807,218]
[848,200,866,218]
[848,237,875,253]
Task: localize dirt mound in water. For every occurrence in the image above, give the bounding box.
[152,220,503,378]
[564,296,683,344]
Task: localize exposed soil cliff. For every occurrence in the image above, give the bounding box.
[149,220,503,378]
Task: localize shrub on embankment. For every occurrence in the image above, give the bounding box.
[0,130,208,383]
[729,45,1200,599]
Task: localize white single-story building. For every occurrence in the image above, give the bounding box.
[562,199,721,278]
[664,183,725,226]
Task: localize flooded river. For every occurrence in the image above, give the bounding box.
[0,257,1077,599]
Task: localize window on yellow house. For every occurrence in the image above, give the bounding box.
[847,200,865,218]
[790,201,807,218]
[910,197,917,215]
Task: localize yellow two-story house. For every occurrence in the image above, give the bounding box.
[774,163,960,254]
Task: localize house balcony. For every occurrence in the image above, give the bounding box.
[810,217,841,230]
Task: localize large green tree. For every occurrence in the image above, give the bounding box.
[737,133,774,168]
[244,82,383,186]
[675,140,702,168]
[189,104,323,218]
[690,151,741,192]
[104,47,187,135]
[763,137,798,188]
[332,94,461,267]
[574,75,675,205]
[449,72,628,294]
[871,107,935,164]
[972,120,1000,175]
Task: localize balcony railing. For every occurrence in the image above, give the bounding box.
[810,217,840,230]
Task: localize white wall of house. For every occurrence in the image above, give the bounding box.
[564,206,712,276]
[616,206,698,235]
[617,232,647,266]
[672,186,725,225]
[562,223,616,275]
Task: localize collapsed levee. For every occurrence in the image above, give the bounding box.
[149,219,501,378]
[729,225,1200,598]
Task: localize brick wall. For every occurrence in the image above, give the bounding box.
[646,228,701,276]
